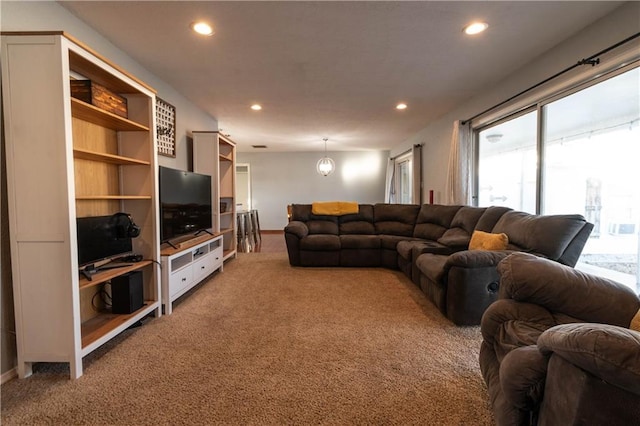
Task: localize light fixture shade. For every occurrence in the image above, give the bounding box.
[317,156,335,176]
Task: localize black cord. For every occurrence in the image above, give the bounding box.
[91,283,113,312]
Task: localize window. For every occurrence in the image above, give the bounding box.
[477,111,537,213]
[395,154,413,204]
[474,65,639,293]
[541,68,639,291]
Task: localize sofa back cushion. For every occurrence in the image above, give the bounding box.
[413,204,462,240]
[437,206,486,248]
[475,206,512,232]
[339,204,375,235]
[290,204,339,235]
[492,211,589,262]
[374,204,420,237]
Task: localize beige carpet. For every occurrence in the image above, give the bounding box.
[1,252,493,425]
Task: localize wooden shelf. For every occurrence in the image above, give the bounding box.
[219,153,233,162]
[79,260,152,290]
[68,49,154,95]
[71,98,149,132]
[220,211,234,216]
[81,301,155,348]
[2,32,161,379]
[223,249,235,259]
[75,195,152,201]
[73,148,150,166]
[220,228,234,235]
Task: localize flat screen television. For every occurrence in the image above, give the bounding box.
[77,215,133,267]
[159,166,212,243]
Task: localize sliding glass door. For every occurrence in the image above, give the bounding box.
[541,67,639,290]
[477,111,537,213]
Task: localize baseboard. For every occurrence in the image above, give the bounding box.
[1,367,17,384]
[261,230,284,234]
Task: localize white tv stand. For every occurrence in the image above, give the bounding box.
[160,234,224,314]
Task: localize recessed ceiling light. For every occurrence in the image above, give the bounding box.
[396,103,407,110]
[251,104,262,111]
[464,22,488,35]
[190,21,214,36]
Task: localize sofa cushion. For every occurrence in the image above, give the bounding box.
[469,230,509,251]
[437,206,487,248]
[374,204,420,237]
[299,234,341,251]
[492,211,588,261]
[415,253,449,283]
[413,204,462,240]
[340,234,380,250]
[379,235,421,250]
[538,323,640,395]
[397,240,421,259]
[397,240,451,260]
[290,204,340,235]
[339,204,375,235]
[475,206,513,232]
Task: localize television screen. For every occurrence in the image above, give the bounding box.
[77,215,133,266]
[159,166,212,243]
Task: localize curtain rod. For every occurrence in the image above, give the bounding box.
[390,144,422,160]
[461,32,640,125]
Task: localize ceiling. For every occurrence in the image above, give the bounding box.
[58,1,623,153]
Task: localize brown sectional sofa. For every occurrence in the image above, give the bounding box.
[284,203,593,325]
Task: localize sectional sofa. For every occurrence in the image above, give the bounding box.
[285,203,593,325]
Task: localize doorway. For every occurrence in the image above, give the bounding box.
[236,163,251,212]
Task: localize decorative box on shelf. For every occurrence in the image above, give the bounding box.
[70,79,128,118]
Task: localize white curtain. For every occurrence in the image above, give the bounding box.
[444,120,473,205]
[411,144,422,204]
[384,157,396,203]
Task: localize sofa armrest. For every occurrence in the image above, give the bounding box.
[284,221,309,239]
[497,253,640,327]
[445,249,515,269]
[499,345,549,410]
[538,323,640,395]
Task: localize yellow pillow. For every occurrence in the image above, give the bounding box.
[469,230,509,251]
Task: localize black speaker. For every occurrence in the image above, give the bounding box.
[111,271,144,314]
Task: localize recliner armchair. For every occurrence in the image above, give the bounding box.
[480,252,640,425]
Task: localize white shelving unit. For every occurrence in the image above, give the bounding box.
[192,131,237,261]
[1,32,161,379]
[161,234,224,315]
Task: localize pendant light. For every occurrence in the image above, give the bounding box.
[316,137,335,176]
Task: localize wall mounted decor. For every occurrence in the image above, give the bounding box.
[156,97,176,157]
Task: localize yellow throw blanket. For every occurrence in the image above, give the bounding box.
[312,201,359,216]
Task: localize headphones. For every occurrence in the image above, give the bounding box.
[110,212,141,239]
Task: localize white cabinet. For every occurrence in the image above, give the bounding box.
[193,131,237,261]
[1,32,161,379]
[161,235,224,314]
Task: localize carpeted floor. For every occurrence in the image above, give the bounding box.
[1,251,494,425]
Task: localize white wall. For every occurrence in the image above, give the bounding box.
[237,151,389,230]
[0,0,218,171]
[391,2,640,205]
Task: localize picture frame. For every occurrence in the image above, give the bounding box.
[156,97,176,157]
